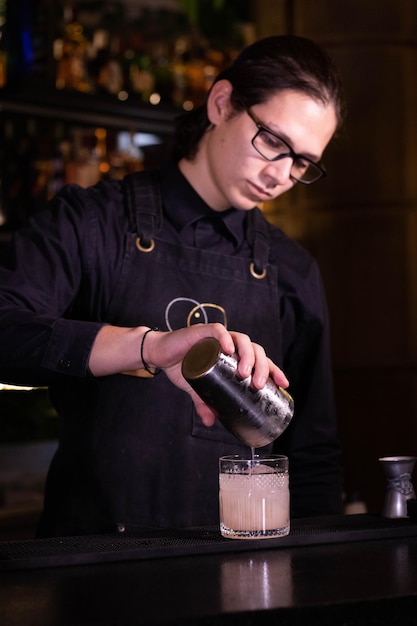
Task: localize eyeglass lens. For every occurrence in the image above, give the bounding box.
[253,130,323,183]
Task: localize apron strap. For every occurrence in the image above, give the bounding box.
[123,170,163,250]
[123,170,270,277]
[247,207,270,279]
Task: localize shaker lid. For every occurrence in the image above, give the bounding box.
[181,337,221,380]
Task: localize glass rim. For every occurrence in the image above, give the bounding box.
[379,455,417,462]
[219,453,288,462]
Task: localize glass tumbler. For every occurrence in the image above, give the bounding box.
[219,454,290,539]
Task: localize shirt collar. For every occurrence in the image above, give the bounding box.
[159,160,248,247]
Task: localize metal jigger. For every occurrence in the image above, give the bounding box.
[379,456,417,518]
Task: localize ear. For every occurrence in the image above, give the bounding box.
[206,79,234,125]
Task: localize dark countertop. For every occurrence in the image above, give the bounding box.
[2,514,417,625]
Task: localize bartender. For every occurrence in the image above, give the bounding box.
[0,34,345,537]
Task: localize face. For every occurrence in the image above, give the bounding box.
[186,82,338,212]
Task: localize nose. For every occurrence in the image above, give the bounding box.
[261,157,293,188]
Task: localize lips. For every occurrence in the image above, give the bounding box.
[247,180,272,201]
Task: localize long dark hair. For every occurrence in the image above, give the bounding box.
[173,35,345,161]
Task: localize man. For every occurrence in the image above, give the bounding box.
[0,35,345,536]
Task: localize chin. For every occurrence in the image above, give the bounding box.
[232,194,259,210]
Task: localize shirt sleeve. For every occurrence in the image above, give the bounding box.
[0,181,126,386]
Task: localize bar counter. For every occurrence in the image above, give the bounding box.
[2,514,417,625]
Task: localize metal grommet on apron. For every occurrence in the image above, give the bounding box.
[247,207,269,279]
[125,170,163,246]
[249,262,267,279]
[136,237,155,252]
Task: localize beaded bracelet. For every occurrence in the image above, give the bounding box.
[140,327,162,376]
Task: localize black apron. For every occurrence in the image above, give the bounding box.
[42,171,284,535]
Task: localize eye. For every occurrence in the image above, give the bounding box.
[293,157,310,173]
[258,130,288,152]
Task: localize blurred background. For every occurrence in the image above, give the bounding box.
[0,0,416,537]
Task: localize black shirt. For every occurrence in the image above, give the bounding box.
[160,161,247,252]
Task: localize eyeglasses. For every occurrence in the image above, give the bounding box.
[240,101,327,185]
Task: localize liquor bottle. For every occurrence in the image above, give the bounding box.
[55,20,92,92]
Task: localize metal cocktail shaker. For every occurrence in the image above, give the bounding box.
[181,337,294,448]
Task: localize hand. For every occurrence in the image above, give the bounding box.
[143,323,289,427]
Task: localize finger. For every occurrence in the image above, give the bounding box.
[191,393,217,427]
[253,357,289,389]
[153,324,235,370]
[250,350,289,389]
[249,342,270,388]
[268,360,290,388]
[228,332,254,379]
[231,337,289,390]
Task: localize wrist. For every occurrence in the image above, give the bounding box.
[140,327,161,376]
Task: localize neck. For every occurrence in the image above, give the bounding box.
[178,156,230,213]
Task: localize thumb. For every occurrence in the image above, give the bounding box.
[189,390,217,427]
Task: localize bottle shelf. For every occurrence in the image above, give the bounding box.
[0,86,177,236]
[0,86,177,135]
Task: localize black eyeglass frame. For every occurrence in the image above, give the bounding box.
[238,99,327,185]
